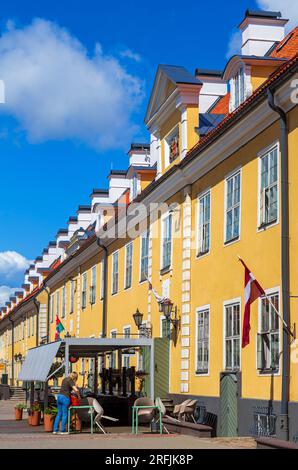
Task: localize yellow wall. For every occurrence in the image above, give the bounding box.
[251,65,279,91]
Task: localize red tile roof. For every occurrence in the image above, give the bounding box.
[187,52,298,160]
[210,92,230,114]
[271,26,298,59]
[209,26,298,117]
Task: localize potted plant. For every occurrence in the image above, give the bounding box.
[27,407,32,425]
[31,402,41,426]
[44,407,58,432]
[15,403,26,420]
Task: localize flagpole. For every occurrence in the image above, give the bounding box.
[237,255,295,340]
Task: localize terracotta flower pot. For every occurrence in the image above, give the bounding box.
[31,410,41,426]
[44,414,55,432]
[15,408,23,420]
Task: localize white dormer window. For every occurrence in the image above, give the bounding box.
[234,67,245,109]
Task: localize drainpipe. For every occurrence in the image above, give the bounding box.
[33,298,40,348]
[8,318,14,386]
[267,89,290,441]
[43,285,51,344]
[96,238,108,338]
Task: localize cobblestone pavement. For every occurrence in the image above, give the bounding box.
[0,400,257,449]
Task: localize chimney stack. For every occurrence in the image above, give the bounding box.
[239,10,288,57]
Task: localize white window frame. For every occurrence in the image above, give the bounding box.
[110,329,117,368]
[81,272,87,309]
[61,286,66,319]
[100,260,104,300]
[123,325,131,369]
[50,294,54,323]
[223,298,241,372]
[257,142,279,231]
[124,242,133,290]
[70,280,75,314]
[55,291,60,318]
[257,287,281,376]
[224,168,242,245]
[234,67,245,110]
[160,212,173,271]
[90,266,96,305]
[139,230,149,283]
[160,315,171,339]
[195,305,210,376]
[111,251,119,295]
[196,189,211,257]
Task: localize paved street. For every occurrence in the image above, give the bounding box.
[0,400,256,449]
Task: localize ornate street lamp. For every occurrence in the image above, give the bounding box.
[159,298,180,332]
[133,309,143,329]
[133,309,152,338]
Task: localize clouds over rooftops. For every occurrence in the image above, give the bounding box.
[0,18,145,151]
[226,0,298,58]
[0,251,30,284]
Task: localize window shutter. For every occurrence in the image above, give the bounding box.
[257,333,265,370]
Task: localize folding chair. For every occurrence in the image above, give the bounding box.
[93,398,119,434]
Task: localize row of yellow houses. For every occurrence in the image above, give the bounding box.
[0,9,298,439]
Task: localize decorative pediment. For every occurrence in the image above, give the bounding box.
[145,65,202,127]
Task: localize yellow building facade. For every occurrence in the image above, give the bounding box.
[1,9,298,440]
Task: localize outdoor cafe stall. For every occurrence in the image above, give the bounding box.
[18,337,155,429]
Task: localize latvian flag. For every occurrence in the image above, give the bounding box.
[239,258,265,348]
[55,315,65,341]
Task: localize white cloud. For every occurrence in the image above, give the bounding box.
[0,251,30,282]
[0,285,19,307]
[120,48,142,63]
[257,1,298,30]
[226,1,297,58]
[0,19,145,150]
[226,30,242,58]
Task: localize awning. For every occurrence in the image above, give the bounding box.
[18,341,62,382]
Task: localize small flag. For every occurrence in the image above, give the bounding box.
[145,276,164,303]
[55,315,65,341]
[239,258,265,348]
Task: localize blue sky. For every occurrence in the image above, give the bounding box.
[0,0,296,301]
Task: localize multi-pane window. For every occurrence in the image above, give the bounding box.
[234,67,245,109]
[161,214,172,270]
[70,280,75,314]
[27,316,30,338]
[61,286,66,319]
[56,291,60,318]
[110,331,117,368]
[112,252,119,295]
[225,302,240,371]
[50,294,54,323]
[260,146,278,226]
[140,231,149,282]
[123,327,131,369]
[257,293,280,372]
[100,260,104,300]
[161,318,171,339]
[90,266,96,304]
[125,243,133,289]
[31,314,35,337]
[82,273,87,309]
[225,171,241,243]
[196,309,209,374]
[197,191,211,255]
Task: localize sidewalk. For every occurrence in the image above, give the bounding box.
[0,400,256,449]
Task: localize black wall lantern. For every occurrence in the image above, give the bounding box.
[159,298,180,330]
[133,309,143,329]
